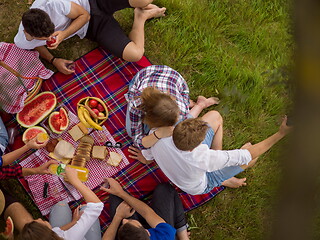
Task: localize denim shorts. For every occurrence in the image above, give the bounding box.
[199,116,244,194]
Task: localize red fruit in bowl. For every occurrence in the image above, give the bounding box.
[89,99,98,108]
[46,37,56,47]
[97,103,104,112]
[92,109,100,115]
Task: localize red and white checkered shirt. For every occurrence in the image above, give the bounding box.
[126,65,190,149]
[0,42,53,113]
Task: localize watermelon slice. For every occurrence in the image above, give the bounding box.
[17,92,57,128]
[48,107,69,134]
[22,126,47,143]
[0,216,14,239]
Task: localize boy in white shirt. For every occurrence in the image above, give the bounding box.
[14,0,166,74]
[131,111,291,195]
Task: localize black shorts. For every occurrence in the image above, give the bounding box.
[86,0,132,58]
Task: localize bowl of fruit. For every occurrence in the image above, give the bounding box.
[77,97,108,130]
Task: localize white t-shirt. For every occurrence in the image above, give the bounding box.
[14,0,90,49]
[142,136,252,195]
[52,202,103,240]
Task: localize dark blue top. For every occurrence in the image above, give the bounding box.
[148,223,176,240]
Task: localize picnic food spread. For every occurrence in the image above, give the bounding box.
[17,91,124,182]
[16,92,57,128]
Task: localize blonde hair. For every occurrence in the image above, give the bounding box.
[140,87,179,128]
[173,118,209,151]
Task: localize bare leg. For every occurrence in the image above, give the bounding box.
[201,110,223,150]
[189,96,220,118]
[123,5,166,62]
[222,177,247,188]
[4,202,34,232]
[129,0,153,8]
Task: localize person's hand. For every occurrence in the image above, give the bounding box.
[155,126,174,138]
[53,58,75,75]
[71,206,83,223]
[128,146,151,164]
[115,201,135,219]
[100,178,124,197]
[26,137,48,149]
[64,167,81,185]
[47,31,66,49]
[279,115,292,136]
[35,160,57,175]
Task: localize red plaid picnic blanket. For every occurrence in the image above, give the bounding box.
[4,47,224,232]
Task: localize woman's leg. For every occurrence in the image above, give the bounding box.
[49,201,72,228]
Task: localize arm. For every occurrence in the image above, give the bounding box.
[128,146,153,164]
[102,202,135,240]
[65,167,101,203]
[49,2,90,49]
[2,138,47,166]
[246,117,291,159]
[101,178,165,228]
[22,160,56,176]
[34,46,74,75]
[141,127,174,148]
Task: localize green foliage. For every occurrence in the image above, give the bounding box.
[0,0,293,239]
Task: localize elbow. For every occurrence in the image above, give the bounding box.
[85,12,90,22]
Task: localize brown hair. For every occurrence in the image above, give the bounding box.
[118,223,150,240]
[18,221,63,240]
[173,118,209,151]
[22,9,55,37]
[140,87,179,128]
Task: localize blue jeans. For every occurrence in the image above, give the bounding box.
[201,128,244,194]
[49,201,101,240]
[0,117,8,155]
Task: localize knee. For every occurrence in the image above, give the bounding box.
[122,43,144,62]
[154,183,174,195]
[208,110,223,125]
[129,0,153,8]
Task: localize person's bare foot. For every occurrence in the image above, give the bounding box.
[135,4,166,20]
[222,177,247,188]
[196,96,220,109]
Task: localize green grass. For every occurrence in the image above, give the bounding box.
[0,0,293,239]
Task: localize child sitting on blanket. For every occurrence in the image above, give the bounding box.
[18,167,103,240]
[129,94,291,194]
[126,65,219,149]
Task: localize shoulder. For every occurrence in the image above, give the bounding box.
[149,223,176,240]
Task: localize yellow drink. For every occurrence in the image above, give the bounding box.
[49,164,89,182]
[37,133,49,143]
